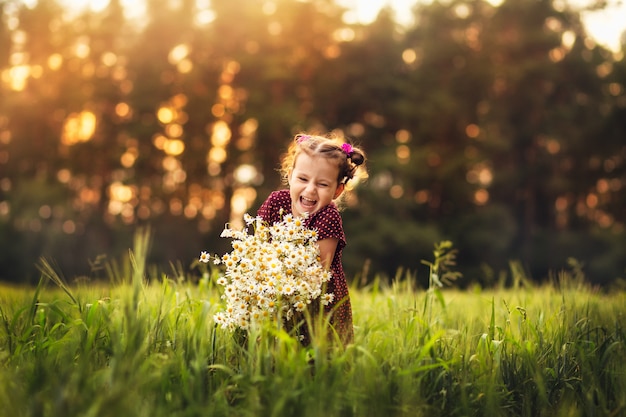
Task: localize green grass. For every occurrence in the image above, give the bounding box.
[0,239,625,417]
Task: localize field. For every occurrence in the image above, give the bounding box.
[0,242,625,417]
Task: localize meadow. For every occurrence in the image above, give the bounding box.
[0,238,624,417]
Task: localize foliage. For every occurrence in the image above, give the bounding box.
[0,0,625,285]
[0,243,625,417]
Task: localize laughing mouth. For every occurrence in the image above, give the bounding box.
[300,196,317,208]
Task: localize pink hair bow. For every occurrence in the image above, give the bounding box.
[295,134,311,143]
[341,143,353,155]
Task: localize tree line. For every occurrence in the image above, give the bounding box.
[0,0,625,286]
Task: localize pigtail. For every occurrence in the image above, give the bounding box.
[340,141,367,188]
[347,148,365,167]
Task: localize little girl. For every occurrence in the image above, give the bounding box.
[257,133,367,346]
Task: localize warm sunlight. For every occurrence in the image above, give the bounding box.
[577,3,626,52]
[338,0,626,52]
[55,0,145,20]
[337,0,417,25]
[48,0,626,52]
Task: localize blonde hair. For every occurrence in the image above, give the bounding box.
[280,132,368,193]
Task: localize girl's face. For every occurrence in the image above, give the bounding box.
[288,152,344,217]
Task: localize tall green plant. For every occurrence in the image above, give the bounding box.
[421,241,462,322]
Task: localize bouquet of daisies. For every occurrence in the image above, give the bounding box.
[200,212,334,331]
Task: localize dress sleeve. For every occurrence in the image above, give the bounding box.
[257,190,291,225]
[312,205,346,251]
[257,191,278,224]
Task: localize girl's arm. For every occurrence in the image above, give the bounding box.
[317,237,339,269]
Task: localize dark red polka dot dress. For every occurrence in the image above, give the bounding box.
[257,189,354,345]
